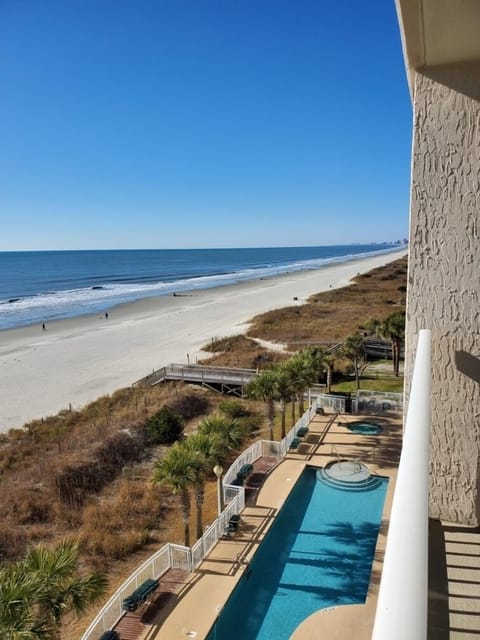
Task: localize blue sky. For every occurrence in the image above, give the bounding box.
[0,0,412,250]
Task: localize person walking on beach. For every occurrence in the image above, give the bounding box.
[105,312,108,320]
[42,323,46,330]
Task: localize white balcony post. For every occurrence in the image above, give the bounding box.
[372,329,431,640]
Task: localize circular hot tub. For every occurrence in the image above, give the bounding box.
[345,421,383,435]
[317,460,382,491]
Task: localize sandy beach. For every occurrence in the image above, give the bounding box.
[0,249,406,432]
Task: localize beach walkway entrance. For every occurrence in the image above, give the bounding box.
[132,364,257,397]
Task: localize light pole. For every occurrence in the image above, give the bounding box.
[213,464,224,515]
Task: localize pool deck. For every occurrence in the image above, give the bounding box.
[141,412,403,640]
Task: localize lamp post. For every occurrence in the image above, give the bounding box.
[213,464,224,515]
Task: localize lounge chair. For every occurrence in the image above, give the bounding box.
[222,514,241,538]
[296,426,308,437]
[99,632,120,640]
[236,463,253,484]
[223,523,237,537]
[122,578,159,611]
[289,437,301,450]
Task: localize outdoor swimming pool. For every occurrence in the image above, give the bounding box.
[206,465,388,640]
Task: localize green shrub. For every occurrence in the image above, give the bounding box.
[168,392,210,419]
[237,414,263,435]
[218,399,250,418]
[144,407,184,445]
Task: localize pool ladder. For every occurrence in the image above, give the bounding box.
[331,445,362,473]
[331,444,342,467]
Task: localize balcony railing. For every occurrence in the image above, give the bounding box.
[372,329,431,640]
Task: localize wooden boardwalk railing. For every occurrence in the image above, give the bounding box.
[132,363,258,396]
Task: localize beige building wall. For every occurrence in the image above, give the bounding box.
[405,62,480,525]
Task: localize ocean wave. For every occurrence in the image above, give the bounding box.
[0,246,401,330]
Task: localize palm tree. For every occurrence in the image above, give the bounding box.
[0,567,42,640]
[153,443,200,547]
[275,365,294,438]
[246,369,279,440]
[183,432,222,539]
[324,353,336,394]
[0,540,107,640]
[22,540,107,640]
[378,311,406,377]
[198,415,245,453]
[285,349,319,415]
[342,333,365,391]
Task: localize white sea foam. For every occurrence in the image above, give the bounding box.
[0,246,400,330]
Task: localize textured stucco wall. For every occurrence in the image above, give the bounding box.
[405,63,480,525]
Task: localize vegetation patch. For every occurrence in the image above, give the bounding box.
[144,407,184,445]
[247,256,407,348]
[199,334,287,369]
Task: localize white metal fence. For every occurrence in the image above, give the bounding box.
[190,493,243,568]
[309,392,346,413]
[354,390,403,414]
[81,543,191,639]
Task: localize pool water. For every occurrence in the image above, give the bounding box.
[206,466,388,640]
[346,421,383,435]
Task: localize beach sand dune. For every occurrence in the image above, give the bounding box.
[0,250,406,432]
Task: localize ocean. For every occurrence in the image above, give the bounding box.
[0,244,401,331]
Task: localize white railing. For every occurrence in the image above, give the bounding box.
[81,543,191,639]
[308,392,346,413]
[372,329,431,640]
[223,440,271,488]
[191,493,243,568]
[223,483,245,508]
[354,390,403,414]
[282,401,318,453]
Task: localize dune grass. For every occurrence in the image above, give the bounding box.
[247,255,407,348]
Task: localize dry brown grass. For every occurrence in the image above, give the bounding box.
[199,334,288,368]
[247,256,407,348]
[0,383,218,564]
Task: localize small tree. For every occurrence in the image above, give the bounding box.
[275,366,294,439]
[0,540,108,640]
[285,349,320,415]
[184,433,222,538]
[198,415,245,453]
[366,311,406,376]
[144,406,184,445]
[324,353,336,394]
[379,311,405,377]
[247,369,279,440]
[342,333,365,391]
[153,443,198,547]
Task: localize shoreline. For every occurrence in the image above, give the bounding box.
[0,249,407,432]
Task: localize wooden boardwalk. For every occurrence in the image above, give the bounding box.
[132,364,257,397]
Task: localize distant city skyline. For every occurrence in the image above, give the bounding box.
[0,1,412,250]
